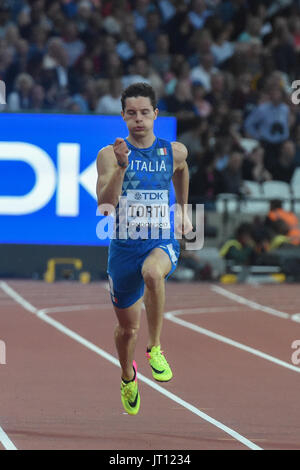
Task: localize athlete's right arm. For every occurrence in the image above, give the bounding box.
[96,139,129,214]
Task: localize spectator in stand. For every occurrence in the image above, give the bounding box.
[164,55,191,96]
[190,150,222,207]
[132,38,148,62]
[61,21,85,67]
[42,37,69,90]
[188,28,213,68]
[244,85,290,172]
[211,24,235,66]
[242,144,272,183]
[210,100,232,141]
[138,10,162,54]
[205,71,228,107]
[237,15,263,43]
[7,72,34,111]
[271,140,296,183]
[76,0,94,36]
[290,15,300,52]
[5,37,29,89]
[218,150,246,195]
[103,52,124,80]
[228,0,249,40]
[188,0,213,30]
[69,55,96,95]
[96,77,123,114]
[122,57,151,89]
[122,57,164,98]
[166,3,194,55]
[179,116,209,170]
[132,0,154,33]
[100,35,117,66]
[263,69,291,95]
[46,2,66,34]
[227,109,247,151]
[160,78,195,120]
[18,1,51,39]
[190,51,218,92]
[72,77,98,112]
[102,1,125,36]
[149,33,171,77]
[28,25,48,61]
[30,83,46,111]
[158,0,176,24]
[230,72,257,113]
[4,23,21,53]
[271,16,297,77]
[116,16,137,65]
[192,81,212,118]
[245,38,264,76]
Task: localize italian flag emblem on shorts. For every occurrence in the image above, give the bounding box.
[157,147,167,156]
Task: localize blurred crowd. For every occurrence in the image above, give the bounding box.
[1,0,300,201]
[221,198,300,263]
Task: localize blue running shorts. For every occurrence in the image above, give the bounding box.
[107,237,180,309]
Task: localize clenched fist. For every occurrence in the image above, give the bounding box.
[113,138,130,168]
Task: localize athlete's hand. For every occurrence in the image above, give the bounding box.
[113,138,130,168]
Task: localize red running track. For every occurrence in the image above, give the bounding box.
[0,280,300,450]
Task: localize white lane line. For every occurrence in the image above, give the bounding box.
[167,306,240,315]
[211,285,291,320]
[42,304,110,314]
[46,305,240,316]
[0,282,37,314]
[0,426,17,451]
[0,281,262,451]
[164,310,300,374]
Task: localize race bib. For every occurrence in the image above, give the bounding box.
[126,190,170,229]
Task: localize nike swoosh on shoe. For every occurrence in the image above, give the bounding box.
[150,365,165,374]
[128,391,139,408]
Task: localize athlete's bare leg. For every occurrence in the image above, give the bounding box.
[114,297,143,381]
[142,248,172,350]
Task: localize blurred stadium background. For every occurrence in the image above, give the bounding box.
[1,0,300,285]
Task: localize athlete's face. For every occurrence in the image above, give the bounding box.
[122,96,158,138]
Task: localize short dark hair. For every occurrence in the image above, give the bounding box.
[121,82,157,111]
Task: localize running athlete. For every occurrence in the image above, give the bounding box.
[96,83,192,415]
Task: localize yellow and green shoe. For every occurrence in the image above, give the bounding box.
[120,361,140,415]
[146,345,173,382]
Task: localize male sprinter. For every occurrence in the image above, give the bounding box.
[96,83,192,415]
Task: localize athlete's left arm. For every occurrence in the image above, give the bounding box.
[171,141,193,235]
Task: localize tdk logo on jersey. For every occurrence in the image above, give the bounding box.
[135,192,164,200]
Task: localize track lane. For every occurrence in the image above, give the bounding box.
[2,280,300,449]
[0,281,253,450]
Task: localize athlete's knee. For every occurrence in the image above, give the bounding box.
[115,324,139,341]
[142,264,164,290]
